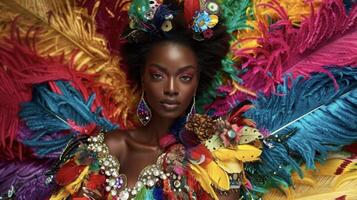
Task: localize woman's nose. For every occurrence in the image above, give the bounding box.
[164,77,178,96]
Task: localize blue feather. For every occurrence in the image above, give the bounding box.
[153,187,164,200]
[144,188,154,200]
[244,67,357,193]
[20,81,118,157]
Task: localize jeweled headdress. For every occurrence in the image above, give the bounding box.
[125,0,221,42]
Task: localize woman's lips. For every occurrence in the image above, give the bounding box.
[160,101,180,111]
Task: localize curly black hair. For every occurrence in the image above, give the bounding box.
[120,1,230,96]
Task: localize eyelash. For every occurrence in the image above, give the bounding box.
[150,73,193,82]
[180,75,193,82]
[151,73,163,80]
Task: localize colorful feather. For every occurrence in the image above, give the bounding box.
[244,67,357,196]
[0,159,55,199]
[20,81,118,157]
[237,0,357,96]
[0,21,86,159]
[0,0,137,127]
[184,0,201,26]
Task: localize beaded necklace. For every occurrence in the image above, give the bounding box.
[87,133,173,199]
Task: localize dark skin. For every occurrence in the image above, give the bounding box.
[105,42,238,200]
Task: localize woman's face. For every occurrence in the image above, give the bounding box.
[142,42,199,119]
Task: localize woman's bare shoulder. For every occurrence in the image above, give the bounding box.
[104,129,131,159]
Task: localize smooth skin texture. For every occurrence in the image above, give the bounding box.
[105,42,238,199]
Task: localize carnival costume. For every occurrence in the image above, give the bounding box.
[1,0,357,199]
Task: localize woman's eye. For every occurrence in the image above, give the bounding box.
[180,75,192,82]
[151,73,163,80]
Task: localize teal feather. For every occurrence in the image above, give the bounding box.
[243,67,357,196]
[20,81,118,157]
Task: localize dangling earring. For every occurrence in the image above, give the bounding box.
[137,91,152,126]
[186,95,196,122]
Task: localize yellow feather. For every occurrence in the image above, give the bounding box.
[205,161,230,191]
[212,148,237,161]
[0,0,137,125]
[189,163,219,200]
[264,155,357,200]
[234,144,262,162]
[333,171,357,190]
[291,172,316,188]
[212,145,261,163]
[215,158,243,174]
[238,126,263,144]
[50,166,90,200]
[231,0,323,54]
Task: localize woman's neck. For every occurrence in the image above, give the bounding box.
[131,113,176,148]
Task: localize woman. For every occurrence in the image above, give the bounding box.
[49,2,248,199]
[47,3,250,199]
[1,0,357,199]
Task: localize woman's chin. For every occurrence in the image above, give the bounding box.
[154,108,185,119]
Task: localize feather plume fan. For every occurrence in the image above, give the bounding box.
[0,0,137,126]
[0,0,136,159]
[19,81,118,157]
[237,0,357,95]
[206,0,357,115]
[243,67,357,197]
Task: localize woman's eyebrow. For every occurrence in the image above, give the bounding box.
[147,64,167,73]
[177,65,196,73]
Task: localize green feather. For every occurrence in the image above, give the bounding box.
[218,0,253,33]
[134,187,148,200]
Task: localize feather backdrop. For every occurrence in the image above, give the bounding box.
[239,0,357,94]
[0,159,55,199]
[204,0,357,116]
[0,22,88,159]
[0,0,137,126]
[0,0,357,199]
[243,67,357,196]
[0,0,136,159]
[20,80,118,157]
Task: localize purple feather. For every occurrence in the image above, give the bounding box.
[0,159,56,199]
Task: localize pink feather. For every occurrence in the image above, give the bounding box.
[235,0,357,96]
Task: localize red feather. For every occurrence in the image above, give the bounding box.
[86,173,106,190]
[184,0,201,26]
[77,0,130,54]
[0,20,97,160]
[188,144,213,165]
[343,143,357,154]
[55,159,86,186]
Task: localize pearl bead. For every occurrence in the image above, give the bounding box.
[146,179,155,187]
[136,181,143,188]
[109,179,116,186]
[119,190,129,200]
[153,169,160,176]
[110,190,117,196]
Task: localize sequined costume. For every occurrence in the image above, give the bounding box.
[1,0,357,199]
